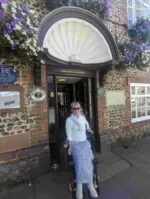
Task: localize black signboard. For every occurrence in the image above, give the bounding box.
[0,65,17,84]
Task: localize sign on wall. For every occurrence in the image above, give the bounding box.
[0,84,24,112]
[0,65,17,84]
[31,88,46,102]
[0,91,20,109]
[106,90,125,106]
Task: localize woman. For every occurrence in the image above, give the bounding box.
[65,102,98,199]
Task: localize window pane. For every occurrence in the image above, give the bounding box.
[137,108,142,117]
[147,97,150,106]
[128,0,133,7]
[135,0,150,18]
[142,9,150,18]
[141,107,146,116]
[137,86,145,95]
[137,97,142,106]
[144,0,149,4]
[128,7,133,19]
[132,109,136,118]
[136,10,143,18]
[128,19,133,27]
[147,87,150,94]
[136,1,142,9]
[147,107,150,115]
[141,97,146,106]
[131,86,135,95]
[131,97,136,108]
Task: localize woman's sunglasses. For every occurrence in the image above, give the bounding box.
[73,107,80,110]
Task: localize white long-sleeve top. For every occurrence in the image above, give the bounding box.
[65,114,90,142]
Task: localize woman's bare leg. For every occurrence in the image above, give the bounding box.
[76,183,83,199]
[87,182,98,198]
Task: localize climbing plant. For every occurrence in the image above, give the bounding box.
[0,0,39,64]
[44,0,111,18]
[118,18,150,69]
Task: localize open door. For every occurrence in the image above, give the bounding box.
[47,75,97,170]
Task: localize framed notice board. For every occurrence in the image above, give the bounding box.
[0,85,24,113]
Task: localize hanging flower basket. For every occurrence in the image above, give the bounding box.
[0,0,38,63]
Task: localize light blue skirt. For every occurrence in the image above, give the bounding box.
[71,140,94,183]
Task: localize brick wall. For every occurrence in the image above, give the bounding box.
[0,64,50,186]
[97,68,150,145]
[104,0,129,44]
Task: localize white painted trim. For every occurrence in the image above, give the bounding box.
[42,18,112,64]
[130,83,150,123]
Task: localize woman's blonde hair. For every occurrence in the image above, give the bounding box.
[71,101,83,114]
[71,101,81,109]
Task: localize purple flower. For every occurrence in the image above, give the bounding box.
[125,50,137,62]
[14,40,19,45]
[18,17,26,23]
[6,22,11,30]
[12,13,16,19]
[104,0,111,18]
[20,2,29,13]
[0,9,5,19]
[25,26,31,34]
[11,21,15,26]
[7,28,13,33]
[0,0,9,3]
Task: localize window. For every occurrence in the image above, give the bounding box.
[127,0,150,26]
[130,83,150,122]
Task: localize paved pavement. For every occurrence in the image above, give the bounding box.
[1,136,150,199]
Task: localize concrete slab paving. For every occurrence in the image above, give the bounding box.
[0,184,35,199]
[34,172,71,199]
[100,176,135,199]
[142,136,150,145]
[114,167,150,199]
[1,137,150,199]
[135,141,150,156]
[112,143,150,175]
[99,152,129,182]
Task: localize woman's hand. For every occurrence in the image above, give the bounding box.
[90,129,94,134]
[67,140,72,155]
[87,128,94,134]
[68,147,72,155]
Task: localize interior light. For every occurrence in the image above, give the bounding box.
[57,78,68,82]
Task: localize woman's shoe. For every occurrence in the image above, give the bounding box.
[76,194,83,199]
[76,191,83,199]
[89,189,98,198]
[87,183,98,198]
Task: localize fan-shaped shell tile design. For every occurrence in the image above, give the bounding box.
[43,18,112,64]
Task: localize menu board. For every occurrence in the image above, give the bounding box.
[0,92,20,109]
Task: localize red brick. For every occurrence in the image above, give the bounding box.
[0,153,11,163]
[17,150,29,159]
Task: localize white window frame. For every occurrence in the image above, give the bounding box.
[130,83,150,123]
[127,0,150,26]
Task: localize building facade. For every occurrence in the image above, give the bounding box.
[0,0,150,185]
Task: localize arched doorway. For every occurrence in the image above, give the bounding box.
[37,7,119,169]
